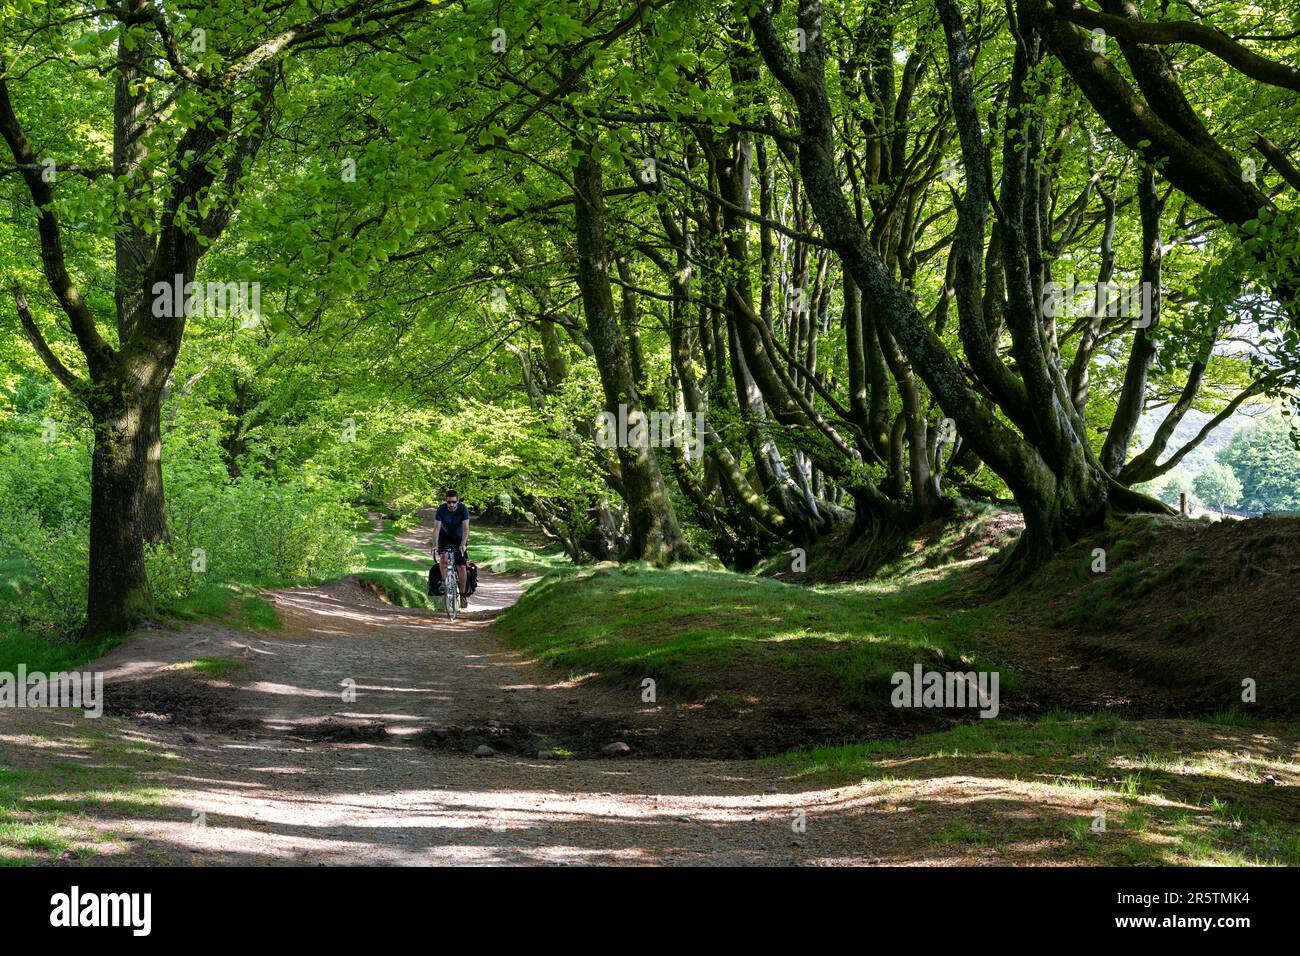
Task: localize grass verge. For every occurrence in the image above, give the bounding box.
[354,526,439,609]
[0,713,178,865]
[776,711,1300,865]
[0,625,124,677]
[497,560,1011,710]
[161,584,280,630]
[0,583,278,676]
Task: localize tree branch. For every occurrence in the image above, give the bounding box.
[11,285,87,396]
[0,71,115,380]
[1047,0,1300,93]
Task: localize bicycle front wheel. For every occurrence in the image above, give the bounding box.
[444,564,458,621]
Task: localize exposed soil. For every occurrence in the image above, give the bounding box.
[85,515,1300,763]
[1,563,1034,866]
[989,515,1300,718]
[779,511,1300,720]
[102,675,262,735]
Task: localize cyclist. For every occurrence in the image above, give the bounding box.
[433,489,471,608]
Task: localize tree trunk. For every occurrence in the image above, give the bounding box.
[136,394,170,544]
[539,318,568,390]
[1100,169,1162,475]
[1008,450,1107,572]
[572,143,692,564]
[86,402,154,637]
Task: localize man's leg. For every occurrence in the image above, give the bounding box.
[458,554,468,605]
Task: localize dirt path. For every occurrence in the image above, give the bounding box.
[4,539,1291,865]
[93,574,541,741]
[0,566,907,864]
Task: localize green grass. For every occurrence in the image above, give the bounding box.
[468,525,573,576]
[0,623,124,676]
[775,712,1300,866]
[497,560,1011,708]
[933,821,997,847]
[1053,536,1205,632]
[161,584,280,630]
[179,658,249,680]
[0,552,123,673]
[777,709,1139,775]
[354,526,440,609]
[1203,709,1265,728]
[0,726,177,865]
[751,501,1012,580]
[0,575,278,677]
[0,515,559,676]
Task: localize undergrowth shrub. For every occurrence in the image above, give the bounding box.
[0,427,363,636]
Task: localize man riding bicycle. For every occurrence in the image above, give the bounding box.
[433,489,471,609]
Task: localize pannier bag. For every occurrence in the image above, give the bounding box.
[428,562,476,596]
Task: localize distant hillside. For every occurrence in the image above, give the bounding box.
[1133,403,1272,475]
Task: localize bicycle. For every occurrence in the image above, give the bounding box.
[438,547,460,622]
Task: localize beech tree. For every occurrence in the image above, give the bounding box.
[2,0,426,634]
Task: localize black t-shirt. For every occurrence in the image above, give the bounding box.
[435,502,469,541]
